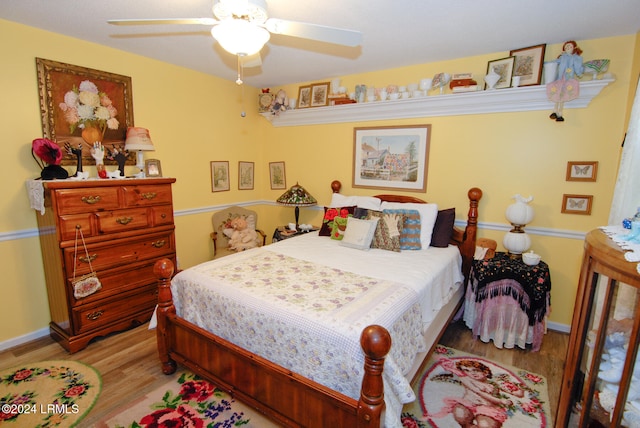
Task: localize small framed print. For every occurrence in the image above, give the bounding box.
[210,161,230,192]
[310,82,330,107]
[269,161,286,190]
[562,194,593,215]
[145,159,162,177]
[297,86,311,109]
[486,56,515,89]
[509,44,546,86]
[566,161,598,182]
[238,161,254,190]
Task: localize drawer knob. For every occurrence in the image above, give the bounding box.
[86,310,103,321]
[116,216,133,225]
[160,213,167,219]
[79,254,98,263]
[152,240,166,248]
[142,192,157,200]
[81,195,101,204]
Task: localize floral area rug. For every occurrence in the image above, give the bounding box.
[401,345,551,428]
[96,370,281,428]
[0,360,101,427]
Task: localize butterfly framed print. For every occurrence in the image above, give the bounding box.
[562,194,593,215]
[566,161,598,182]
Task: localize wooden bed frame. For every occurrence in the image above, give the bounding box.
[154,181,482,427]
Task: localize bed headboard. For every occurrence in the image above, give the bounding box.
[330,180,482,284]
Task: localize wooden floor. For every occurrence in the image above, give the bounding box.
[0,319,569,426]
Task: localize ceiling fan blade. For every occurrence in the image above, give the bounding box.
[108,18,218,26]
[240,53,262,68]
[265,18,361,47]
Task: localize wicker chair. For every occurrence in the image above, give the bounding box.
[211,206,266,259]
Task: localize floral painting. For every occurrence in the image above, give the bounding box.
[36,58,135,165]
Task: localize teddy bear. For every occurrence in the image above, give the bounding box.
[270,89,289,116]
[228,216,259,252]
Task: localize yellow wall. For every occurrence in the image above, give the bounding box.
[1,16,637,344]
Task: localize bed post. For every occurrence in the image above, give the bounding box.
[357,325,391,427]
[461,188,483,285]
[154,258,177,375]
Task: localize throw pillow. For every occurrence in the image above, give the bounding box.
[340,217,379,250]
[368,210,403,252]
[330,215,350,240]
[380,202,438,248]
[330,194,382,211]
[319,206,355,236]
[430,208,456,247]
[383,208,421,250]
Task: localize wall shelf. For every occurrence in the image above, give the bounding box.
[261,79,614,127]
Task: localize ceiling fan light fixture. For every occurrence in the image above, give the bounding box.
[211,19,270,56]
[213,0,268,23]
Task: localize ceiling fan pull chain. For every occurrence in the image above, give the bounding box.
[236,54,244,85]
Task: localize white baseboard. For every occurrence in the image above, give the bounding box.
[0,328,49,352]
[547,321,571,334]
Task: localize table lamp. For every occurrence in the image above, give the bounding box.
[502,194,534,258]
[276,182,317,229]
[124,127,154,176]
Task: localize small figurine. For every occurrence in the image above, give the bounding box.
[107,144,128,177]
[91,142,107,178]
[64,142,84,176]
[271,89,289,115]
[546,40,584,122]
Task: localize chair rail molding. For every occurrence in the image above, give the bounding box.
[261,79,613,127]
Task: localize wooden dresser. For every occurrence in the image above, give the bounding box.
[34,178,177,352]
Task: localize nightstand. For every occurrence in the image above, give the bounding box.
[272,226,318,243]
[462,251,551,351]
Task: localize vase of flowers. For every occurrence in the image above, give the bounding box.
[58,80,120,144]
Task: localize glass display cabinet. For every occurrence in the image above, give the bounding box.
[557,229,640,427]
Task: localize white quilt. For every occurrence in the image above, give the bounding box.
[170,232,463,427]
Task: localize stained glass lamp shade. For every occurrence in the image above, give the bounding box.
[276,182,317,228]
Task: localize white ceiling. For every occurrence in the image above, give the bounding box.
[1,0,639,88]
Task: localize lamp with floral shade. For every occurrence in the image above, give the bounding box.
[276,182,317,229]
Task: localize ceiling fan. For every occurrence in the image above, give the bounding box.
[109,0,362,82]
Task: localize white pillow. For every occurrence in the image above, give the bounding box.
[330,193,382,211]
[380,202,438,248]
[339,217,379,250]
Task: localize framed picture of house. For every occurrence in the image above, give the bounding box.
[210,161,230,192]
[35,57,135,166]
[566,161,598,182]
[353,124,431,192]
[297,86,311,109]
[238,161,254,190]
[269,161,286,190]
[486,56,516,89]
[310,82,330,107]
[509,44,546,86]
[561,194,593,215]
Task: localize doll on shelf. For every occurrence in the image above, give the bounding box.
[546,40,584,122]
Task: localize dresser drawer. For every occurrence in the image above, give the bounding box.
[152,205,174,226]
[72,286,157,334]
[69,258,174,306]
[59,214,95,241]
[55,187,120,215]
[64,231,176,276]
[122,184,172,207]
[95,208,150,234]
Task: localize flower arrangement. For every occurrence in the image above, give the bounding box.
[58,80,119,141]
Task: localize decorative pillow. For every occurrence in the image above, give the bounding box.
[380,202,438,248]
[330,194,382,211]
[330,215,350,240]
[319,206,355,236]
[353,207,370,219]
[340,217,379,250]
[367,210,403,252]
[430,208,456,247]
[383,208,421,250]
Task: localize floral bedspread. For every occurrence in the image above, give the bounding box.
[171,249,428,427]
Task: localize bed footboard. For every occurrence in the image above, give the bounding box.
[154,258,390,428]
